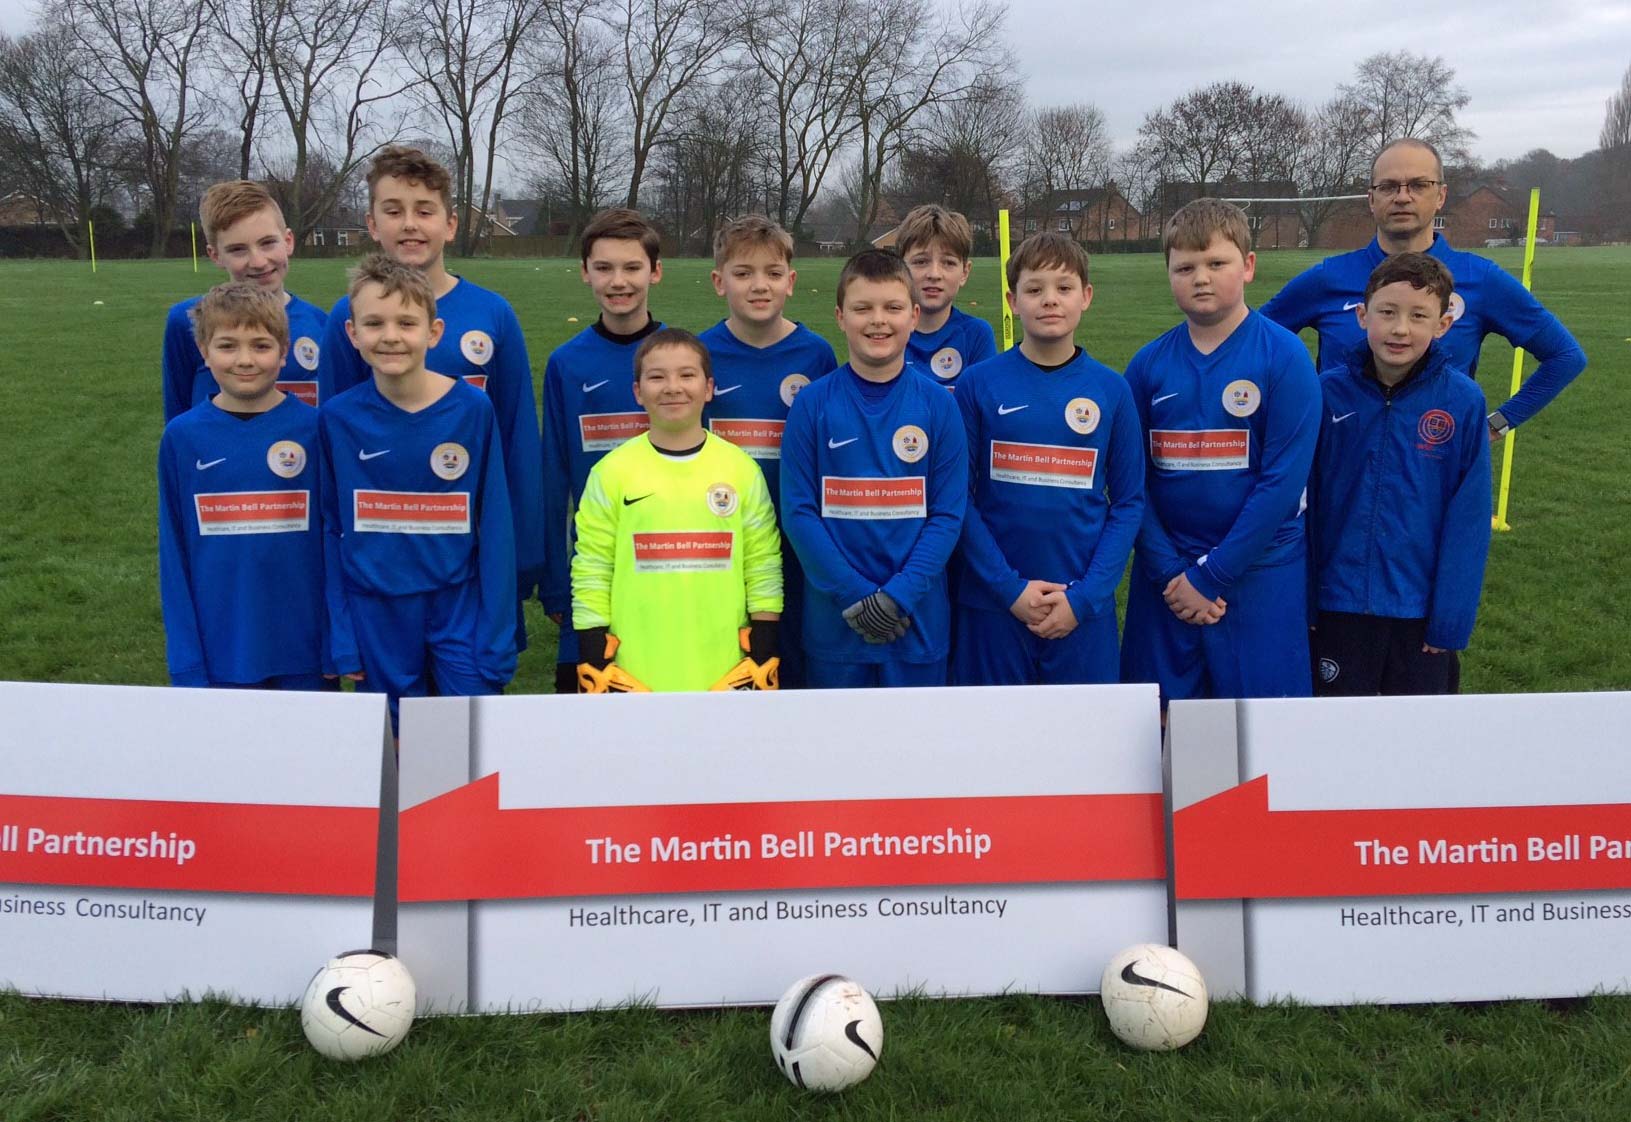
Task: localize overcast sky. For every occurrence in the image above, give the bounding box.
[2,0,1623,163]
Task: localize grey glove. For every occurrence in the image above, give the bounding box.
[842,591,910,643]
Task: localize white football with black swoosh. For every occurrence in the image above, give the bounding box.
[299,949,416,1061]
[1100,943,1209,1051]
[769,973,883,1092]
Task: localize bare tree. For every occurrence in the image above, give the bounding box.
[515,0,628,243]
[605,0,740,209]
[1291,94,1371,247]
[206,0,271,177]
[846,0,1008,245]
[402,0,545,255]
[0,24,129,254]
[56,0,214,256]
[1114,141,1166,239]
[1021,102,1111,236]
[1137,81,1257,197]
[739,0,866,236]
[894,70,1024,237]
[1340,50,1473,164]
[1604,61,1631,150]
[647,74,772,251]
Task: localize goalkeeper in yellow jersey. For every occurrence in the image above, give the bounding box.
[571,327,784,692]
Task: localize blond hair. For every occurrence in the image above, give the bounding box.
[190,281,290,349]
[199,181,285,245]
[347,252,437,320]
[712,214,794,269]
[894,204,974,262]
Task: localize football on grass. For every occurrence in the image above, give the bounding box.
[769,973,883,1092]
[1100,943,1209,1051]
[299,949,416,1061]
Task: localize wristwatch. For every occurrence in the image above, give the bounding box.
[1487,410,1511,438]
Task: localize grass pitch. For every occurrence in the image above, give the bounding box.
[1,248,1629,1118]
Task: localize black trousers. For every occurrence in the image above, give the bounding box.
[1312,611,1460,696]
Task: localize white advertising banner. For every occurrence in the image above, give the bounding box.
[1171,692,1631,1004]
[398,685,1166,1013]
[0,682,390,1004]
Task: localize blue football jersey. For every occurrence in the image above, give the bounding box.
[699,320,837,510]
[157,395,325,685]
[780,365,967,664]
[323,277,544,594]
[1260,234,1586,427]
[1125,311,1320,601]
[905,306,998,388]
[162,293,329,421]
[956,347,1144,621]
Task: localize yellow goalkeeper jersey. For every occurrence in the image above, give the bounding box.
[571,432,783,691]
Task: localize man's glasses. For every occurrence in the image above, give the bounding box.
[1369,179,1442,197]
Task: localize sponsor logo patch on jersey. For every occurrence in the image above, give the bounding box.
[354,490,471,534]
[463,374,489,392]
[821,476,927,520]
[1447,292,1466,323]
[195,490,310,535]
[929,347,963,381]
[780,373,810,406]
[267,440,307,478]
[632,531,734,572]
[1150,429,1251,471]
[580,412,650,452]
[1417,409,1455,446]
[276,380,320,407]
[460,329,494,365]
[892,424,928,463]
[990,441,1098,490]
[707,481,739,517]
[293,336,320,371]
[431,442,470,480]
[1221,379,1260,418]
[710,418,784,459]
[1064,397,1100,435]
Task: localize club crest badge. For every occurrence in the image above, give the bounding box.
[1065,397,1100,435]
[707,482,739,517]
[460,330,494,366]
[293,336,320,371]
[893,424,928,463]
[1222,379,1260,418]
[780,373,810,407]
[267,440,306,478]
[930,347,963,381]
[431,442,470,480]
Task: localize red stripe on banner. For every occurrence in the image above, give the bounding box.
[399,774,1165,902]
[0,793,377,896]
[1174,775,1631,900]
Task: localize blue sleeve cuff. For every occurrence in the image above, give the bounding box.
[1186,563,1226,602]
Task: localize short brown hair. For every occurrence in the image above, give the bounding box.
[347,252,438,320]
[199,180,285,245]
[836,248,914,308]
[190,281,290,349]
[1162,198,1252,261]
[1363,251,1454,314]
[581,207,661,268]
[712,214,794,269]
[1006,232,1091,290]
[366,146,454,215]
[894,204,974,262]
[634,327,713,381]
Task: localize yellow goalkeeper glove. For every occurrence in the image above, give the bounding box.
[711,624,780,691]
[576,629,650,694]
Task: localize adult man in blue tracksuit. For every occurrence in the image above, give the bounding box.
[1310,253,1491,695]
[1262,137,1585,441]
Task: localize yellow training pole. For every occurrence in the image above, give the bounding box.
[191,222,199,272]
[88,218,97,273]
[998,209,1014,351]
[1492,188,1540,532]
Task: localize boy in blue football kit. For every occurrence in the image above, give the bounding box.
[1262,138,1586,438]
[320,255,516,730]
[896,206,997,388]
[1310,253,1491,695]
[540,207,666,693]
[1121,199,1321,702]
[700,215,838,687]
[781,250,968,688]
[162,181,329,420]
[321,147,544,615]
[954,234,1143,686]
[158,282,326,689]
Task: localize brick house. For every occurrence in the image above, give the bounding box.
[1017,186,1142,244]
[1441,183,1518,248]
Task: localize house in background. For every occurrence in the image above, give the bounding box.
[1017,186,1143,243]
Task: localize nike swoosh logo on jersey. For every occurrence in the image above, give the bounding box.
[358,449,391,460]
[1342,300,1363,311]
[713,384,742,395]
[996,404,1028,415]
[623,493,653,506]
[828,437,859,449]
[195,457,226,470]
[582,380,609,393]
[1331,411,1357,423]
[1152,393,1179,405]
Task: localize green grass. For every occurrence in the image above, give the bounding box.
[2,249,1629,1117]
